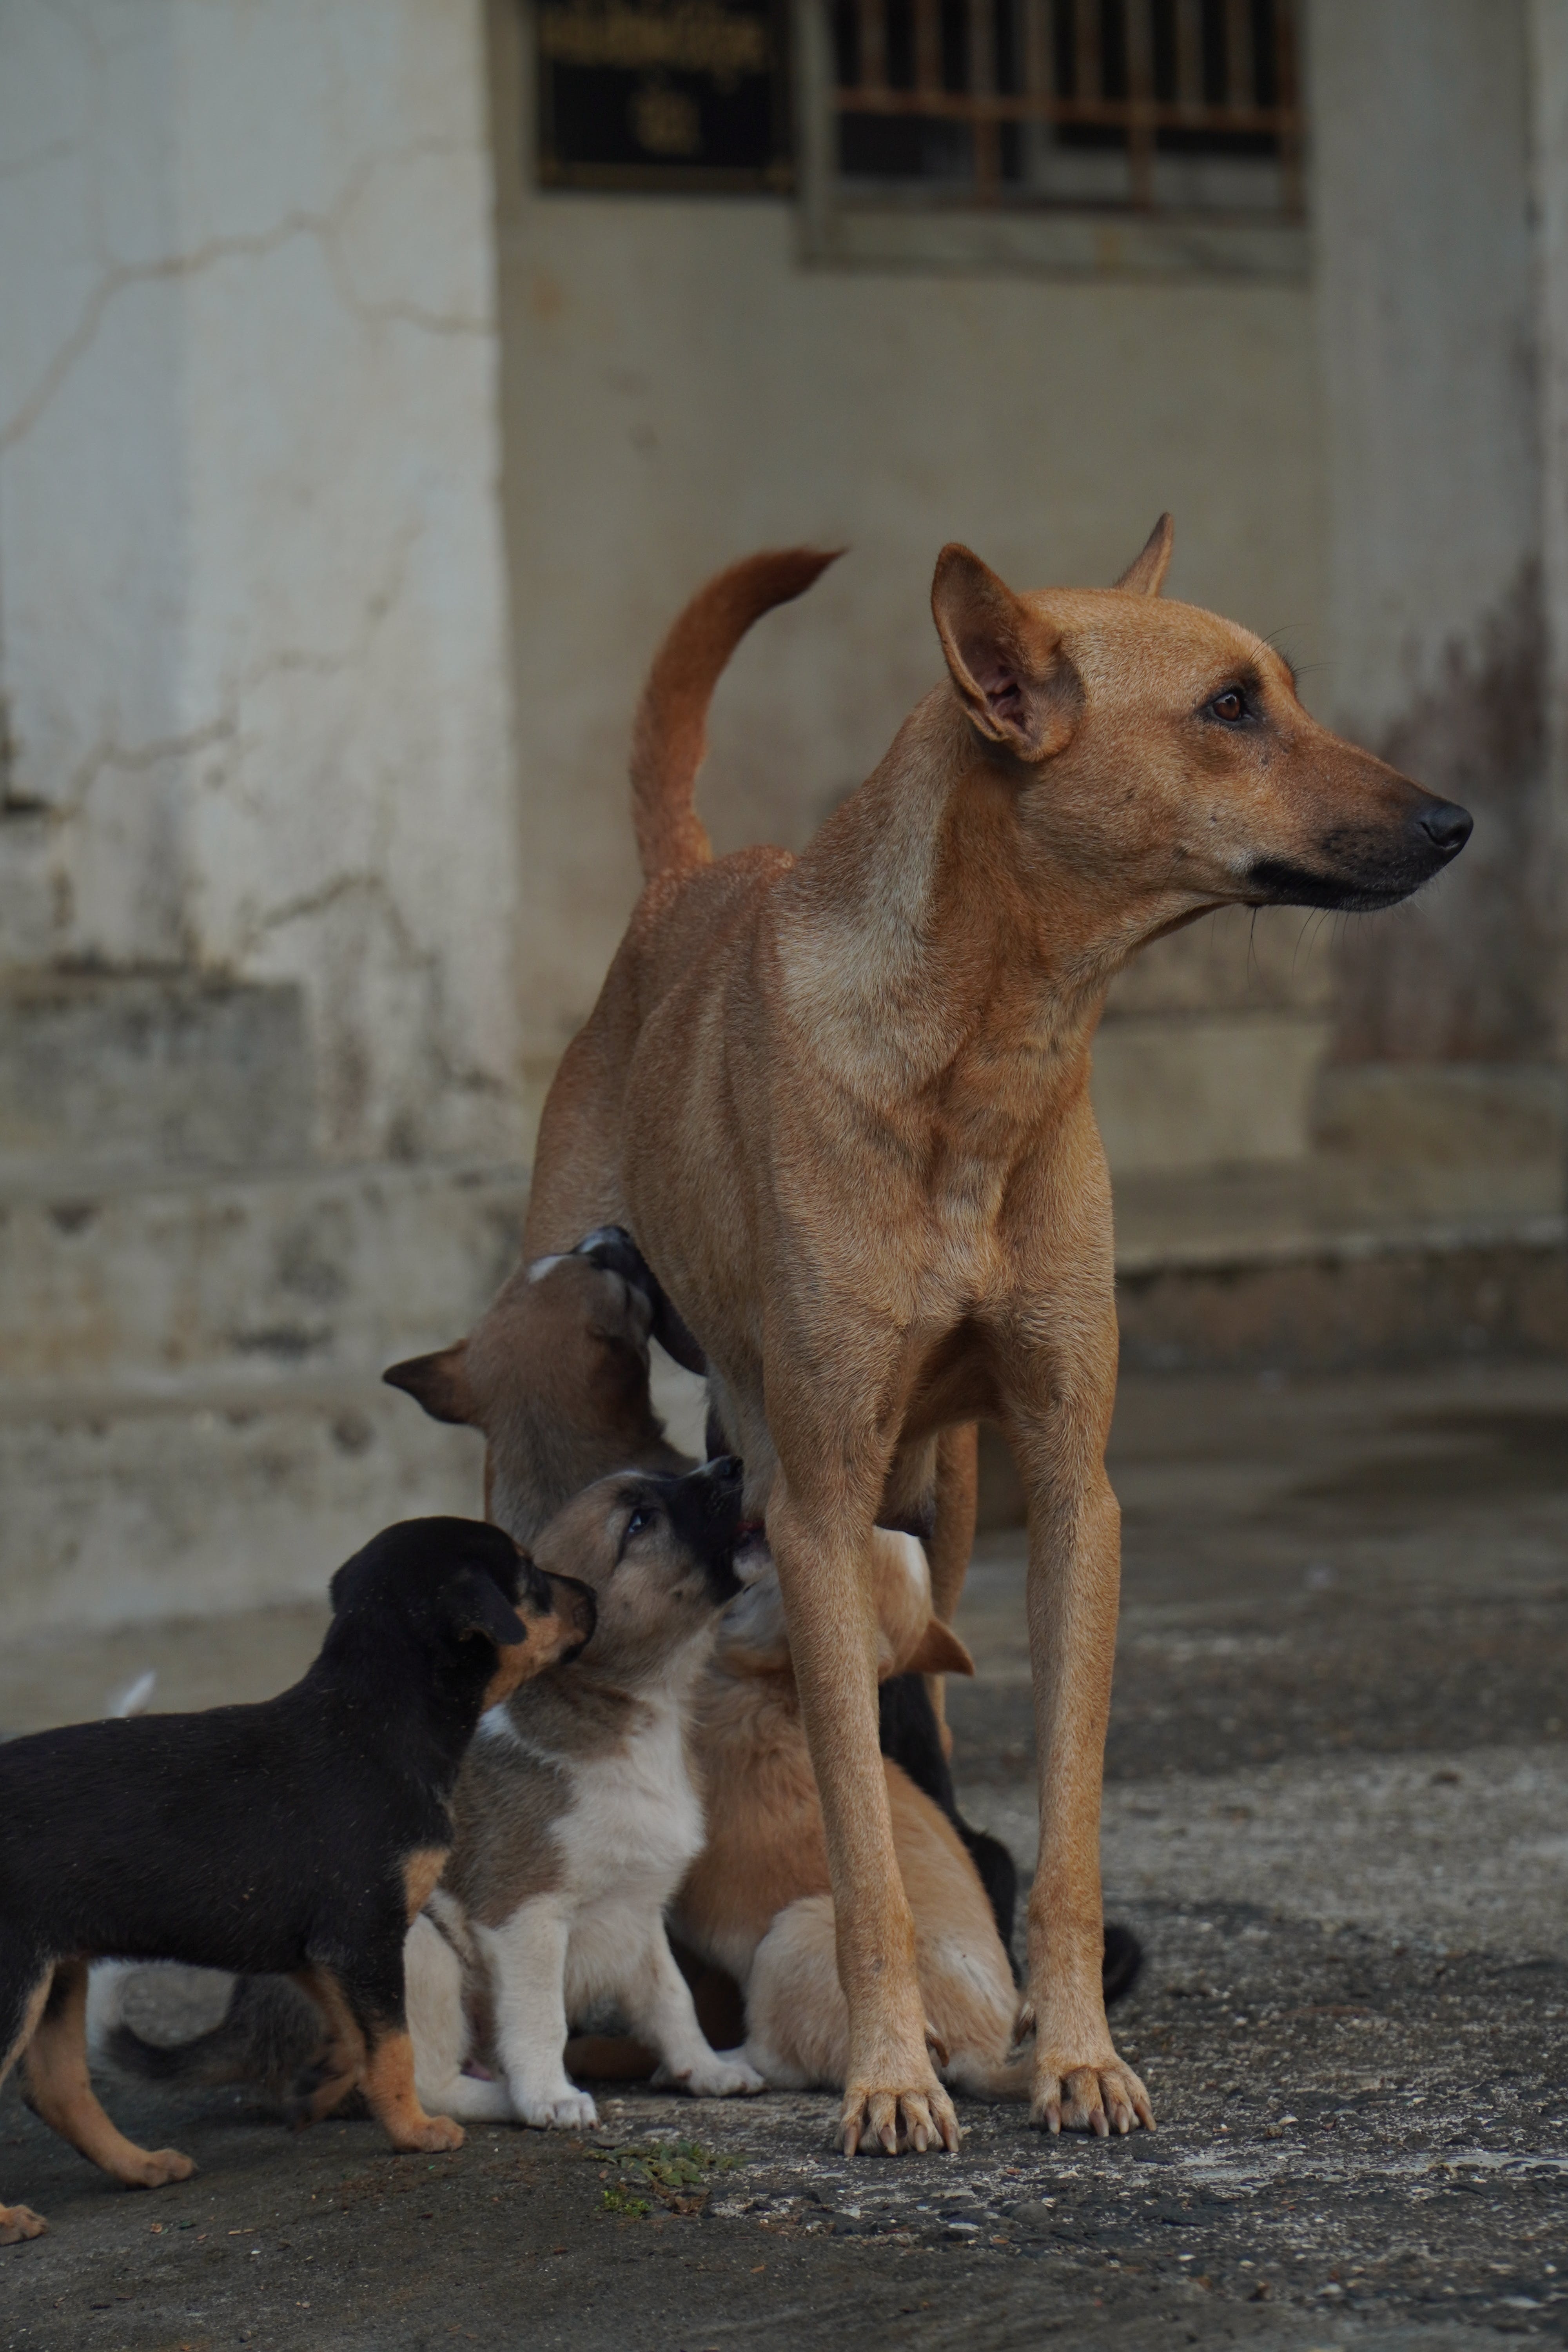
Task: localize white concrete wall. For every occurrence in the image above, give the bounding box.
[488,1,1333,1158]
[0,0,524,1163]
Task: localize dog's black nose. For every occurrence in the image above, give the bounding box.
[1416,800,1473,857]
[695,1455,744,1513]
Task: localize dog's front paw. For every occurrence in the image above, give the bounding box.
[841,2060,960,2156]
[127,2147,196,2189]
[654,2050,765,2099]
[517,2086,599,2131]
[1030,2043,1153,2138]
[0,2204,48,2243]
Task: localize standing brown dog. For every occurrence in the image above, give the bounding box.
[523,525,1472,2156]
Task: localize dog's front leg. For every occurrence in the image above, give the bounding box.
[1007,1385,1154,2138]
[480,1900,597,2131]
[769,1475,959,2157]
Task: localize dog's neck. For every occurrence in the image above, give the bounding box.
[780,689,1170,1123]
[499,1624,715,1764]
[310,1619,488,1793]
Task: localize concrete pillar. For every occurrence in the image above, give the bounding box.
[0,0,524,1164]
[1308,0,1565,1191]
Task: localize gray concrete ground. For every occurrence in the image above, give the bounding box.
[2,1359,1566,2350]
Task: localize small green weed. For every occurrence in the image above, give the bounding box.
[591,2137,743,2220]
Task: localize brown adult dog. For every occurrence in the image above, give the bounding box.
[520,525,1472,2156]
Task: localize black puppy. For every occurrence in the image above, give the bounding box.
[0,1517,594,2243]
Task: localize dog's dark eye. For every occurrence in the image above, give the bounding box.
[625,1505,657,1539]
[1206,687,1247,724]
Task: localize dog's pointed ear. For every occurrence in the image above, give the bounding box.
[452,1565,528,1649]
[1113,513,1174,597]
[383,1341,476,1427]
[932,546,1080,760]
[904,1620,975,1678]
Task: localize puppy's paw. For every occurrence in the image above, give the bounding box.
[0,2205,48,2244]
[1030,2048,1154,2138]
[409,2117,463,2154]
[655,2050,765,2099]
[128,2148,196,2189]
[517,2087,599,2132]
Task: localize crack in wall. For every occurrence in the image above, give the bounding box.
[0,134,489,455]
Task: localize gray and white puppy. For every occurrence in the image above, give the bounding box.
[405,1456,763,2127]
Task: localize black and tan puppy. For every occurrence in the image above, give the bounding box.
[0,1517,593,2243]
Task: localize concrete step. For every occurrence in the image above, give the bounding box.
[0,972,314,1180]
[0,1374,483,1637]
[0,1157,529,1388]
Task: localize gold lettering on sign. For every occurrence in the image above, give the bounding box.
[630,78,704,153]
[539,0,769,91]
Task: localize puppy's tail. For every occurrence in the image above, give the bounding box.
[631,547,842,880]
[97,1972,327,2106]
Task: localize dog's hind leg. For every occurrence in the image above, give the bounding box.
[358,2022,464,2152]
[404,1914,515,2125]
[289,1967,367,2124]
[0,1956,56,2241]
[741,1896,847,2091]
[624,1923,762,2100]
[22,1962,194,2191]
[318,1955,464,2154]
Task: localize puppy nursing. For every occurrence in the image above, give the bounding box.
[390,1236,1031,2115]
[678,1532,1031,2100]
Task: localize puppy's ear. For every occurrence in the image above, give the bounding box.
[1112,512,1174,597]
[451,1566,528,1650]
[904,1620,975,1678]
[384,1342,475,1426]
[932,547,1080,760]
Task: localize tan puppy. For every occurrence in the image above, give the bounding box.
[520,528,1472,2154]
[675,1538,1033,2100]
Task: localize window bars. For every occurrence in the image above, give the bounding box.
[820,0,1301,216]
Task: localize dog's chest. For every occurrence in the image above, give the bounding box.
[555,1702,704,1904]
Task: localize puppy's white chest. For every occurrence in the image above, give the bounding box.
[557,1704,704,1904]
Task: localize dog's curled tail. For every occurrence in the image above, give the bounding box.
[631,547,842,880]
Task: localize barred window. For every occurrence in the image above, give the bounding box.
[526,0,1306,274]
[797,0,1306,274]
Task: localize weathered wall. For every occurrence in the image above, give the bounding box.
[487,0,1333,1163]
[0,0,524,1164]
[1531,0,1568,1066]
[1311,0,1550,1068]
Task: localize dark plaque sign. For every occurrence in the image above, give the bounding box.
[535,0,791,191]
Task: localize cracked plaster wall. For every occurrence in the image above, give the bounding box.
[0,0,525,1164]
